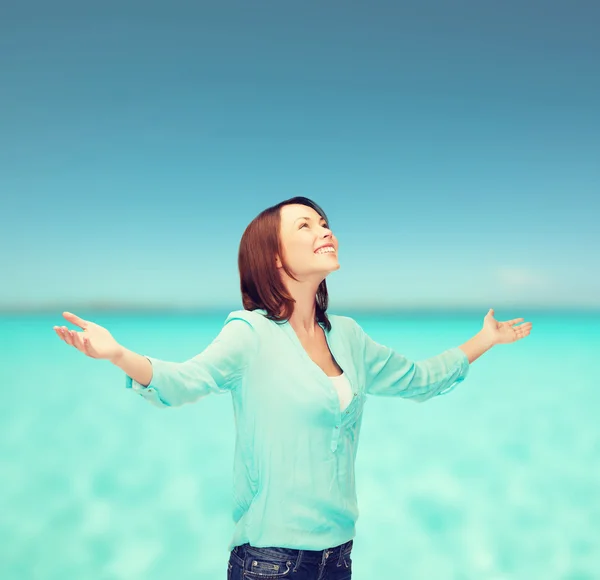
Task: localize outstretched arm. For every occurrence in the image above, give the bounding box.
[122,314,259,408]
[352,308,531,402]
[357,322,471,402]
[54,310,259,408]
[456,330,495,364]
[111,347,153,387]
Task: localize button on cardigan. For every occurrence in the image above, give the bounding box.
[125,308,470,551]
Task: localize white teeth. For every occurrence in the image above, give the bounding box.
[315,247,335,254]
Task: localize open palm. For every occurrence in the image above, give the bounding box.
[482,308,532,346]
[53,312,122,360]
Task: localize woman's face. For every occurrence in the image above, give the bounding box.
[276,204,340,280]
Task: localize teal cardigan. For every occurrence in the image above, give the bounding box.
[125,308,470,551]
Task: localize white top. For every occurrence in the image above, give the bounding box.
[329,372,353,411]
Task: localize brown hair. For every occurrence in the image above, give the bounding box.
[238,196,332,331]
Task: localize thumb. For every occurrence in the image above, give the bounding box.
[63,311,88,329]
[487,308,494,316]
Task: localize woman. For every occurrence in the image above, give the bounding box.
[53,196,531,579]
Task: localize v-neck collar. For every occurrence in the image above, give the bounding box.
[254,308,358,399]
[282,317,338,379]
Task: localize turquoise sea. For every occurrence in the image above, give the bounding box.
[1,310,599,579]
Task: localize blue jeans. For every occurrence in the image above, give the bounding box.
[227,539,353,579]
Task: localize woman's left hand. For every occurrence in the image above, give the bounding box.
[482,309,532,346]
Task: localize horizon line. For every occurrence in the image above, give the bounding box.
[1,301,598,315]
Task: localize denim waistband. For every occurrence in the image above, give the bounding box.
[232,539,353,565]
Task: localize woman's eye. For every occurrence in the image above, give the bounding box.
[300,222,329,229]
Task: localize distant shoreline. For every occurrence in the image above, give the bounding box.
[1,304,599,315]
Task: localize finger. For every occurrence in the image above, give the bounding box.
[62,327,75,346]
[62,312,89,331]
[70,330,86,352]
[54,327,67,342]
[82,335,93,357]
[508,318,525,326]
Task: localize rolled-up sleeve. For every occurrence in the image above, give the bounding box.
[352,320,470,402]
[125,313,259,408]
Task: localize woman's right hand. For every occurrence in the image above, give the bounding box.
[53,312,124,362]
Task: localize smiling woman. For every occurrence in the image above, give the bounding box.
[237,196,340,331]
[52,196,531,579]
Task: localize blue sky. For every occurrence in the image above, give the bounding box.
[2,1,598,311]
